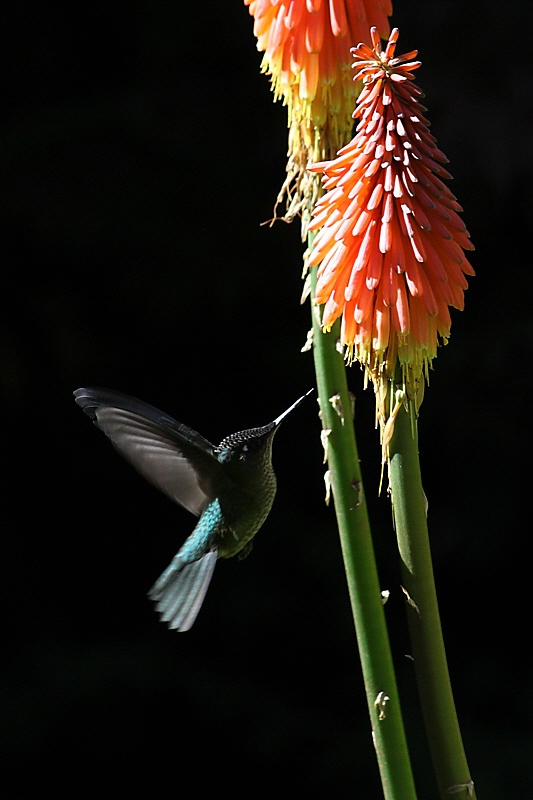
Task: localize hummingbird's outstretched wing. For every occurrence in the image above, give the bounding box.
[149,549,218,631]
[73,387,222,516]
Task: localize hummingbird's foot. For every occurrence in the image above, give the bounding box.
[237,542,253,560]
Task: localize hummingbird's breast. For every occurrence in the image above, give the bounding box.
[216,471,277,559]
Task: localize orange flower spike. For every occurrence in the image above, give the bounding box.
[244,1,393,224]
[309,26,475,411]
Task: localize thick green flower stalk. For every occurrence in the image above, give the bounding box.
[308,27,476,798]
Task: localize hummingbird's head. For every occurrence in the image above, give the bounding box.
[215,389,313,468]
[215,423,276,467]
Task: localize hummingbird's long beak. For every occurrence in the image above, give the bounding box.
[272,388,314,427]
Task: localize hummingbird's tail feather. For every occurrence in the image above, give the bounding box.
[148,550,217,632]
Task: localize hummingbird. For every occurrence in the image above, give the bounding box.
[73,387,312,632]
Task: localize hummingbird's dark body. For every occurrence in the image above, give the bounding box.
[73,387,310,631]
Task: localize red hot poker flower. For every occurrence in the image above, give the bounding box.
[244,1,392,225]
[308,27,474,411]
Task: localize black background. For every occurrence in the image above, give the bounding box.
[2,1,531,796]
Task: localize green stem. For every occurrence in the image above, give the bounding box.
[388,400,476,800]
[310,264,417,800]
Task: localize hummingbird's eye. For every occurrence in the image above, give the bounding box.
[238,442,250,460]
[238,439,261,460]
